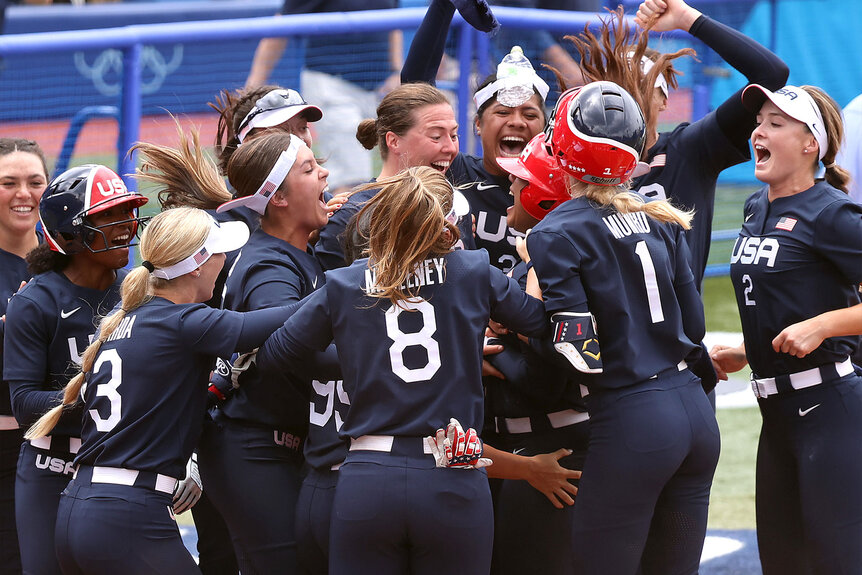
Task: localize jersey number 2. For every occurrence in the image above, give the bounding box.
[385,300,442,383]
[88,349,122,432]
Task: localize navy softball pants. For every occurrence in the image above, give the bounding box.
[574,370,720,575]
[15,438,76,575]
[198,414,304,575]
[755,373,862,575]
[330,440,494,575]
[493,419,589,575]
[54,468,197,575]
[295,466,338,575]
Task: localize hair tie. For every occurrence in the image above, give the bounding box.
[824,161,836,169]
[141,260,155,272]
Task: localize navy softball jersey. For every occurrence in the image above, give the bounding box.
[260,249,547,437]
[3,269,124,575]
[529,198,705,390]
[199,229,326,574]
[258,248,546,575]
[529,200,719,575]
[54,299,297,575]
[0,246,32,575]
[730,181,862,574]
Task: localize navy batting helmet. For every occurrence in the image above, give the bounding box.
[39,165,149,255]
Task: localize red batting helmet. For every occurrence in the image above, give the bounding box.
[548,81,646,186]
[497,132,569,220]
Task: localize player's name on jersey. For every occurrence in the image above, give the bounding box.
[603,211,652,240]
[105,314,137,343]
[363,257,446,295]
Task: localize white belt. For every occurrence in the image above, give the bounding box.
[751,358,854,398]
[501,409,590,434]
[75,466,178,495]
[0,415,19,431]
[349,435,433,455]
[30,435,81,454]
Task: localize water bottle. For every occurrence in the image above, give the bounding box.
[496,46,535,106]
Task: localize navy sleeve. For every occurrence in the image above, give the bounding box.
[257,288,334,376]
[4,295,67,430]
[179,302,304,359]
[527,228,588,315]
[401,0,455,85]
[813,199,862,285]
[316,202,360,271]
[488,265,547,337]
[672,226,706,344]
[690,15,788,148]
[244,262,305,309]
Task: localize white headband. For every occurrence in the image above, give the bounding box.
[474,48,550,110]
[217,135,306,215]
[151,217,250,280]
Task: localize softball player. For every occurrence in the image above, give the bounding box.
[23,207,307,575]
[711,84,862,574]
[0,139,48,575]
[488,132,589,574]
[198,131,331,574]
[401,0,545,273]
[527,82,719,574]
[257,166,548,575]
[3,164,147,575]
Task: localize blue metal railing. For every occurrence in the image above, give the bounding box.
[0,7,692,189]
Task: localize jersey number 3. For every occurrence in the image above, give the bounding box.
[87,349,123,432]
[385,300,442,383]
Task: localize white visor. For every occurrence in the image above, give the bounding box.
[742,84,828,160]
[151,217,250,280]
[236,89,322,143]
[628,52,669,99]
[217,135,306,215]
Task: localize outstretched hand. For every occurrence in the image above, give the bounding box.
[525,448,581,509]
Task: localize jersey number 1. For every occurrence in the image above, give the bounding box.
[634,240,665,323]
[385,300,442,383]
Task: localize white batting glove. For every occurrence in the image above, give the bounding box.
[425,418,493,469]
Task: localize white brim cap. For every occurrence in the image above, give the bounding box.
[151,217,249,280]
[236,88,323,143]
[742,84,828,160]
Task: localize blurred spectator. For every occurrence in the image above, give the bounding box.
[837,93,862,202]
[247,1,402,191]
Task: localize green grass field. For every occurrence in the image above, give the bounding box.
[710,407,759,529]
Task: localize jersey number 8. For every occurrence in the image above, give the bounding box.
[385,300,442,383]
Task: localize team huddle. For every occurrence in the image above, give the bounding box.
[2,0,862,574]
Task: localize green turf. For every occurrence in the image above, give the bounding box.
[702,275,743,333]
[709,406,760,530]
